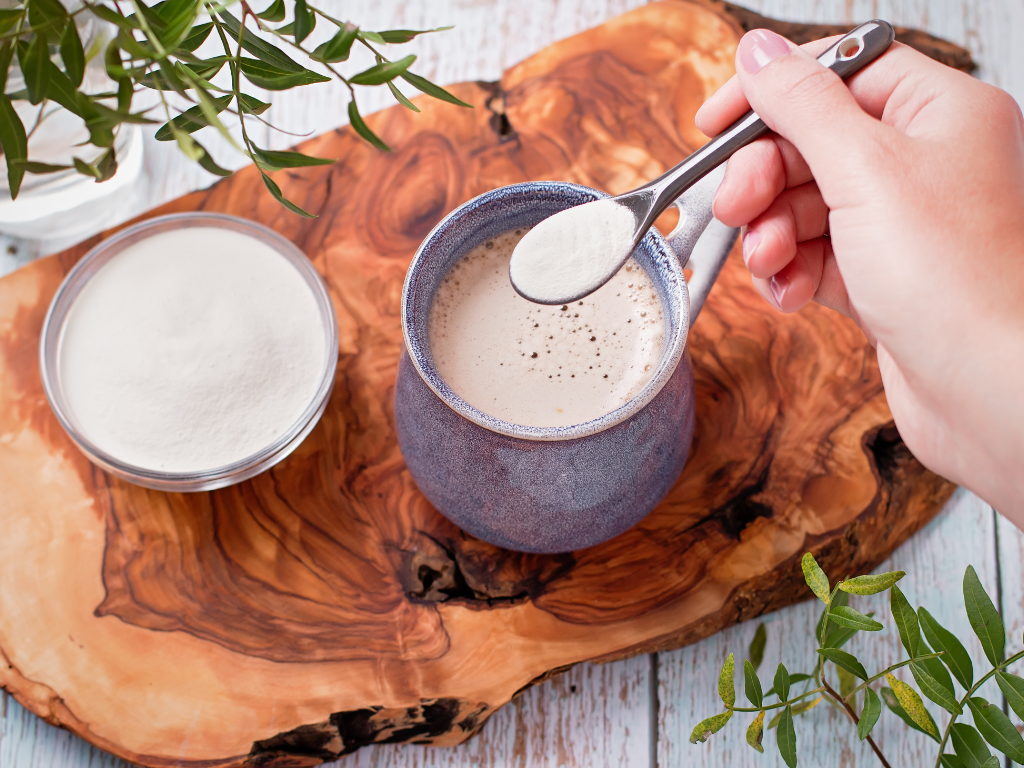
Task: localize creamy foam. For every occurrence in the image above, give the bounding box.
[428,228,664,428]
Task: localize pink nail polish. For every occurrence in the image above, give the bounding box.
[738,29,791,74]
[742,230,760,265]
[770,274,788,308]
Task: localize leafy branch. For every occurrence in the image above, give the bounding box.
[0,0,471,214]
[691,553,1024,768]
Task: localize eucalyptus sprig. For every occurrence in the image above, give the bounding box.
[0,0,470,215]
[691,552,1024,768]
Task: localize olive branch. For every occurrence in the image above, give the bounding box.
[692,552,1024,768]
[0,0,470,215]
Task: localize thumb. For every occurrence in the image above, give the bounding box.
[735,29,882,188]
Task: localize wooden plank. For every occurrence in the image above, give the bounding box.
[657,488,1002,767]
[347,655,653,768]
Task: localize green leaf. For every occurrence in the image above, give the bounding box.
[837,665,857,698]
[746,710,764,753]
[401,71,473,108]
[350,54,417,86]
[917,635,957,699]
[774,663,790,703]
[885,674,939,740]
[387,80,420,112]
[239,58,330,90]
[257,0,286,22]
[767,702,821,731]
[28,0,66,32]
[154,0,201,50]
[979,758,1001,768]
[89,4,138,31]
[824,618,872,650]
[292,0,313,43]
[177,22,213,52]
[155,95,233,140]
[968,696,1024,762]
[719,652,735,708]
[964,566,1005,667]
[60,21,85,88]
[0,94,27,198]
[20,34,51,105]
[117,77,133,114]
[73,147,117,183]
[347,99,390,151]
[377,26,452,43]
[749,623,767,673]
[689,711,732,744]
[743,659,763,709]
[817,589,847,645]
[10,159,72,173]
[237,93,271,115]
[192,139,232,177]
[816,648,868,680]
[829,605,884,632]
[858,687,881,740]
[941,753,968,768]
[259,170,315,217]
[890,584,921,657]
[357,29,384,43]
[312,23,357,63]
[996,671,1024,721]
[801,552,830,605]
[219,11,304,72]
[776,705,797,768]
[919,607,974,690]
[910,662,962,715]
[0,40,15,97]
[0,9,22,36]
[951,723,993,768]
[839,570,906,595]
[250,146,334,172]
[765,673,813,698]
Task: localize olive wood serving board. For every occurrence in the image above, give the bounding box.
[0,2,967,765]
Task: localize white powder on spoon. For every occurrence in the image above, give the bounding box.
[509,198,637,304]
[59,227,326,473]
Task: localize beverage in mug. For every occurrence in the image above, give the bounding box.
[395,179,734,553]
[427,227,665,428]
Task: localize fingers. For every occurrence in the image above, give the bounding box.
[695,36,840,137]
[714,135,811,226]
[731,29,881,187]
[751,237,825,313]
[742,182,829,278]
[750,237,854,319]
[697,38,944,138]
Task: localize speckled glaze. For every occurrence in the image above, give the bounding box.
[396,181,725,553]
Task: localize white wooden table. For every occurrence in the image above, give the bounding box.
[2,1,1023,766]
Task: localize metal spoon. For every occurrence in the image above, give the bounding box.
[510,20,896,305]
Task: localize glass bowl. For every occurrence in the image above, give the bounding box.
[39,212,339,492]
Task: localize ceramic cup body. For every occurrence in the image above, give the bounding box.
[396,181,732,553]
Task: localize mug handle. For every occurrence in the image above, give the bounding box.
[663,165,739,322]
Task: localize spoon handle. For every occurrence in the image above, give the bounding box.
[643,20,896,220]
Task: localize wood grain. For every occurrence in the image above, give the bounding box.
[0,1,966,766]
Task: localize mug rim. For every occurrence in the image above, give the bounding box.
[401,181,691,442]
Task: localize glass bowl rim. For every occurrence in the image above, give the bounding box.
[38,211,339,492]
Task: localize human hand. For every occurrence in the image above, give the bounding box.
[696,30,1024,518]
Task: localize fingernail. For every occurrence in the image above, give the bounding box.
[770,273,789,308]
[738,29,791,74]
[742,229,760,265]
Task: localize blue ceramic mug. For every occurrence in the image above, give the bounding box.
[395,174,737,553]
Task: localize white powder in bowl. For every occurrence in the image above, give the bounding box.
[509,198,637,304]
[59,226,326,473]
